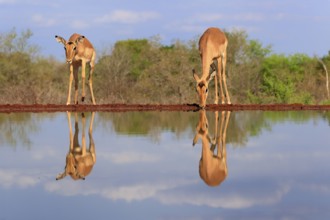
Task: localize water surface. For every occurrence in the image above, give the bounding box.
[0,110,330,219]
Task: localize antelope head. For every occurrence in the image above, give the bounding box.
[192,69,216,109]
[56,153,86,181]
[55,35,85,64]
[193,110,210,146]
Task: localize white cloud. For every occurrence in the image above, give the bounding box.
[158,183,291,209]
[44,177,291,209]
[0,169,39,189]
[100,151,161,164]
[32,14,57,27]
[101,182,177,202]
[301,183,330,194]
[0,0,16,4]
[31,147,57,160]
[45,178,196,202]
[95,10,160,24]
[45,181,98,196]
[196,13,225,22]
[71,20,89,29]
[180,24,205,33]
[164,21,205,33]
[165,12,264,34]
[234,13,264,22]
[196,12,264,23]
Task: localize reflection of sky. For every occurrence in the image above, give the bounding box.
[0,112,330,219]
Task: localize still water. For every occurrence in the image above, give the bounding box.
[1,110,330,219]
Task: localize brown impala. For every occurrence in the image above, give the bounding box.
[193,27,231,108]
[55,33,96,105]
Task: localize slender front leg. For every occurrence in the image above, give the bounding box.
[219,111,230,159]
[217,57,225,104]
[89,52,96,105]
[67,65,74,105]
[73,65,79,104]
[89,62,96,105]
[81,113,86,155]
[81,61,86,102]
[67,111,73,150]
[221,53,231,104]
[89,112,96,162]
[210,61,218,104]
[213,111,219,147]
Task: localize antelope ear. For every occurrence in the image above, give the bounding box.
[207,135,212,144]
[209,62,217,74]
[55,35,66,45]
[78,174,86,180]
[76,35,85,44]
[193,69,200,81]
[206,71,216,82]
[193,134,199,146]
[56,172,66,180]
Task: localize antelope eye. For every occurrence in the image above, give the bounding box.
[63,47,66,50]
[206,88,208,93]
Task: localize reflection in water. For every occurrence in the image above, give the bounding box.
[193,110,231,187]
[1,111,330,219]
[56,112,96,181]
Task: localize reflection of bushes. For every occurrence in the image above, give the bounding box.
[0,113,37,148]
[97,111,197,142]
[98,110,324,147]
[1,111,328,149]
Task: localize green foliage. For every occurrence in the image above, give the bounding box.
[258,54,319,104]
[113,39,154,79]
[0,29,66,104]
[0,28,39,55]
[0,28,329,104]
[260,54,294,103]
[95,38,198,104]
[225,29,272,103]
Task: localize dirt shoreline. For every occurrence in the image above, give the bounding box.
[1,103,330,113]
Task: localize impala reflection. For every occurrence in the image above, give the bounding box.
[193,110,231,187]
[56,112,96,181]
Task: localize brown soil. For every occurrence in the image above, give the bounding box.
[1,103,330,113]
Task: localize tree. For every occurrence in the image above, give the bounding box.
[225,29,271,103]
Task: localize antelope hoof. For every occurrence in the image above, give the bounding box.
[81,96,85,102]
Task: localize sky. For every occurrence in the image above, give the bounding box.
[1,0,330,59]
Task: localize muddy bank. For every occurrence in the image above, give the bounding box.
[1,103,330,113]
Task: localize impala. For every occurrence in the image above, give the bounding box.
[193,27,231,108]
[56,112,96,181]
[55,33,96,105]
[193,110,231,187]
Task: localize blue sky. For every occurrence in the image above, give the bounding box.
[1,0,330,59]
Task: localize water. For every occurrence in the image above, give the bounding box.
[1,110,330,220]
